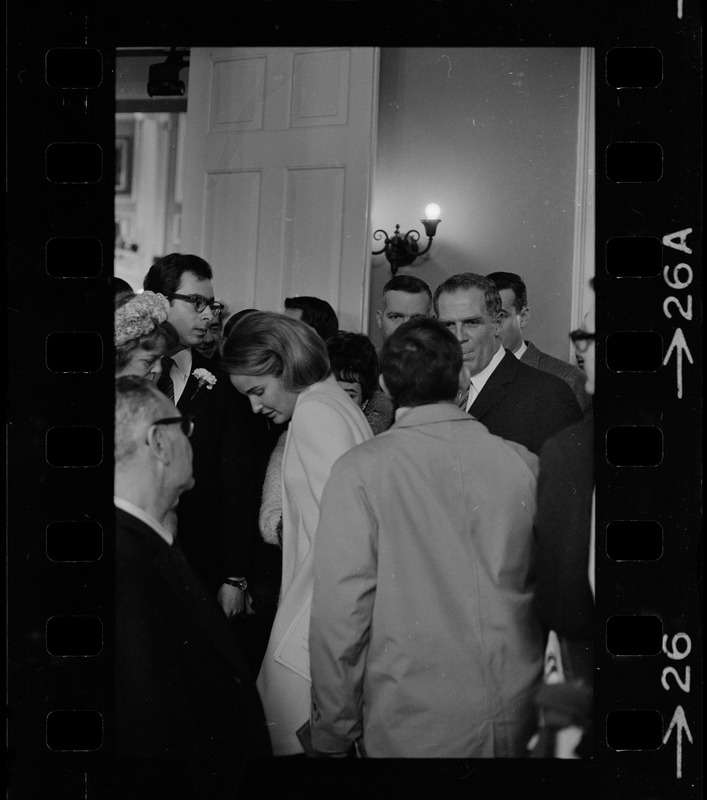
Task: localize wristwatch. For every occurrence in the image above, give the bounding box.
[225,577,248,591]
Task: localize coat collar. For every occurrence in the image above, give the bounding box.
[520,340,541,367]
[393,401,475,428]
[468,349,519,418]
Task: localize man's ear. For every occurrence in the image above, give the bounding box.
[375,308,383,331]
[491,312,503,337]
[145,424,170,465]
[519,306,530,329]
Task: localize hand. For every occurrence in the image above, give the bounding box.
[217,582,246,618]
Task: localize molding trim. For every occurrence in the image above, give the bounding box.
[570,47,596,356]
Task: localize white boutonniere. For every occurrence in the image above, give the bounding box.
[188,368,217,401]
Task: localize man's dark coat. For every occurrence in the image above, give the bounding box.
[116,507,270,788]
[468,350,583,455]
[175,349,266,589]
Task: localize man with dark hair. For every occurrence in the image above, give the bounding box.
[194,303,226,363]
[284,295,339,341]
[434,273,582,455]
[376,274,432,342]
[308,318,543,758]
[143,253,265,619]
[115,376,270,793]
[486,271,590,412]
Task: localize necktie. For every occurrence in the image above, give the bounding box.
[158,357,175,403]
[457,381,477,411]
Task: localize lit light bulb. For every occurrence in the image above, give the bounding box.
[424,203,441,220]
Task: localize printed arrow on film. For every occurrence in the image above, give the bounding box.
[663,704,694,779]
[663,328,694,400]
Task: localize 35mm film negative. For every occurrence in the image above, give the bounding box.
[6,2,701,797]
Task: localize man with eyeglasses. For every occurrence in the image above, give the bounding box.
[115,376,270,786]
[144,254,266,622]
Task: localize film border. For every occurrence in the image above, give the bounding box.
[5,1,701,797]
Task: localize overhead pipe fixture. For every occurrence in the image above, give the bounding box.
[372,204,441,275]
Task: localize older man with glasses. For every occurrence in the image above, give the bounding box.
[144,254,268,622]
[115,376,270,790]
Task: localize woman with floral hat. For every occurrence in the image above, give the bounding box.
[115,291,179,381]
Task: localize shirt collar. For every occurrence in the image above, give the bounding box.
[393,402,472,428]
[394,405,410,421]
[114,496,174,545]
[513,340,528,360]
[171,348,192,378]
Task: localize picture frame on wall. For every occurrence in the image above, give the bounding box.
[115,136,133,194]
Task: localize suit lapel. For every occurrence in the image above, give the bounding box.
[469,350,518,419]
[521,341,541,369]
[177,373,199,412]
[176,349,196,412]
[177,349,215,413]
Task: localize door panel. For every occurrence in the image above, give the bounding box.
[182,47,378,331]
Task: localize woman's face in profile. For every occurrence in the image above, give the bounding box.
[229,373,299,424]
[116,346,164,382]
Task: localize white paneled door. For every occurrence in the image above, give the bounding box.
[181,47,379,331]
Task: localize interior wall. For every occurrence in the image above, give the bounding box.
[368,48,582,360]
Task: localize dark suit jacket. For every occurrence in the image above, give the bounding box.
[116,508,270,773]
[469,350,583,455]
[521,340,591,414]
[175,350,267,590]
[533,416,594,680]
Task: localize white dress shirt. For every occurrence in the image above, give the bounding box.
[463,345,506,412]
[114,496,174,546]
[513,341,528,360]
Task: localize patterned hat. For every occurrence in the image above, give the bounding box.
[115,291,170,347]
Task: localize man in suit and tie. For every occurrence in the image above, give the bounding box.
[144,254,265,618]
[115,376,270,794]
[486,271,591,413]
[434,273,582,455]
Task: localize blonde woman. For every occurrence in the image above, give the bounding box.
[222,311,372,756]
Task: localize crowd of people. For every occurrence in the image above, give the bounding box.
[114,252,596,789]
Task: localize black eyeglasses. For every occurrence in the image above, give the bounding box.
[151,415,195,438]
[170,294,225,315]
[568,329,596,354]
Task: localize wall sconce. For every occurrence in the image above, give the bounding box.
[372,204,441,275]
[147,47,189,97]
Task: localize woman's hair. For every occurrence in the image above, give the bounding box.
[222,308,257,344]
[326,331,379,402]
[114,292,179,369]
[221,310,330,391]
[284,296,339,341]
